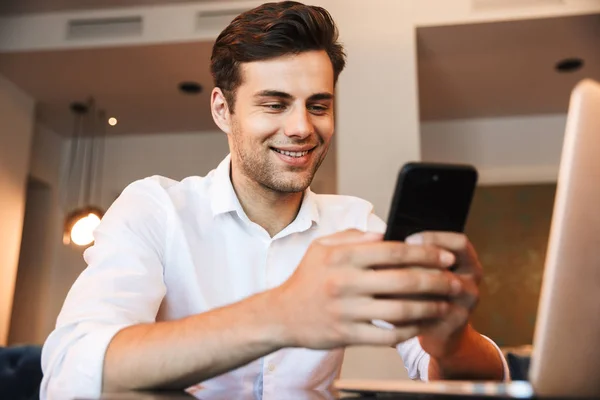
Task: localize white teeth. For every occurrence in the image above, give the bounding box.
[274,149,310,158]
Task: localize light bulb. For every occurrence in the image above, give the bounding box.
[108,117,118,126]
[70,213,101,246]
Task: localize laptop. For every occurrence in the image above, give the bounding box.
[334,79,600,398]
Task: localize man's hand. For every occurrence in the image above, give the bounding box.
[273,229,463,349]
[404,231,503,380]
[406,231,482,359]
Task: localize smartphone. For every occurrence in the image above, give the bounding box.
[384,162,478,242]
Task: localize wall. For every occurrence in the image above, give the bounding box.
[0,74,35,345]
[466,183,556,347]
[29,125,65,190]
[8,178,53,345]
[7,125,64,345]
[99,131,229,205]
[421,114,566,184]
[3,0,599,216]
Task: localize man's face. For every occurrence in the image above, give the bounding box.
[227,50,335,193]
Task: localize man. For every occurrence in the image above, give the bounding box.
[41,2,507,399]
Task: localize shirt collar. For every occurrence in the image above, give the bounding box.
[209,154,320,229]
[209,154,241,217]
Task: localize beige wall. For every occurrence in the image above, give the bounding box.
[99,131,230,206]
[0,74,35,345]
[9,178,54,345]
[1,0,598,209]
[319,0,420,221]
[8,125,64,345]
[421,114,567,184]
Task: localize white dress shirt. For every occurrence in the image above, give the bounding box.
[41,155,508,400]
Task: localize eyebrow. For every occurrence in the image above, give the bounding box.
[309,92,334,101]
[254,90,334,101]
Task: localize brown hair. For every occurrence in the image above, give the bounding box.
[210,1,346,112]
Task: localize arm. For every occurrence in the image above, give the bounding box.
[105,228,482,391]
[42,199,478,399]
[394,326,507,381]
[41,178,173,399]
[427,324,505,380]
[41,179,294,396]
[407,231,508,381]
[103,289,289,391]
[366,214,507,381]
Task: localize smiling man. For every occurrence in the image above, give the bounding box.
[41,2,507,399]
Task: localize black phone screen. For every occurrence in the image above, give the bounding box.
[384,163,478,242]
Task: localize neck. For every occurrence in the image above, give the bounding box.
[230,163,305,237]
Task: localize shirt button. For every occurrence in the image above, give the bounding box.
[268,363,276,372]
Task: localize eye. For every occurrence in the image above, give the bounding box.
[263,103,286,112]
[308,104,329,114]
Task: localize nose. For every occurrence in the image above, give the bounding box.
[284,106,313,139]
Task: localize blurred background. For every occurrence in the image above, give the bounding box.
[1,0,599,382]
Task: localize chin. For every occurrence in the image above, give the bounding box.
[265,176,312,194]
[269,183,310,194]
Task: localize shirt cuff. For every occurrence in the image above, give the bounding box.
[42,323,129,400]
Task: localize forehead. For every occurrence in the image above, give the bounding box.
[238,50,334,97]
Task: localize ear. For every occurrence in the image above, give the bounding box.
[211,87,232,134]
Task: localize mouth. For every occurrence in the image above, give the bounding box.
[270,146,316,167]
[271,148,313,158]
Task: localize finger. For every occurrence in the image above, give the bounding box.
[420,304,470,339]
[406,231,469,252]
[351,298,451,323]
[317,229,383,246]
[347,322,421,346]
[350,268,462,297]
[452,276,479,310]
[407,231,481,279]
[334,241,455,270]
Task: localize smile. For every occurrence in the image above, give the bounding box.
[271,148,312,158]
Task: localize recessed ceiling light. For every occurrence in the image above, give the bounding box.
[555,58,584,73]
[108,117,118,126]
[179,81,203,95]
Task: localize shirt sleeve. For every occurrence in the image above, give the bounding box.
[40,178,170,400]
[366,212,511,382]
[366,212,386,234]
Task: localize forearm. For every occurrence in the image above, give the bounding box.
[102,289,289,392]
[427,324,504,381]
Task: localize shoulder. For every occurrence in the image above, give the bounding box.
[116,171,214,207]
[101,172,213,228]
[313,193,375,215]
[312,193,386,233]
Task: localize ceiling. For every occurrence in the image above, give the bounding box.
[0,0,220,16]
[0,12,599,136]
[417,13,600,121]
[0,41,217,135]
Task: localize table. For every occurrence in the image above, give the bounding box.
[90,387,597,400]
